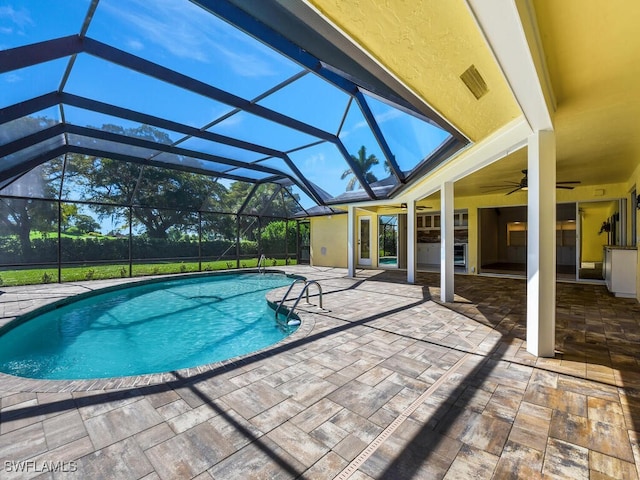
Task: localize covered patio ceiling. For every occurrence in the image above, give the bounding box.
[301,0,640,200]
[455,0,640,198]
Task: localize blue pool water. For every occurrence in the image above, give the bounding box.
[0,273,298,380]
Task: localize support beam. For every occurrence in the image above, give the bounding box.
[467,0,554,130]
[440,181,455,302]
[407,201,416,284]
[347,205,356,277]
[526,130,556,357]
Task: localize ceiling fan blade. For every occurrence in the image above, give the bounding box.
[556,181,581,184]
[480,187,513,193]
[556,185,575,190]
[396,204,433,209]
[506,186,523,195]
[481,183,520,189]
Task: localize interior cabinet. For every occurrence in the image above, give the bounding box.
[418,212,467,230]
[417,211,468,244]
[454,212,468,227]
[507,222,527,246]
[556,221,576,246]
[417,243,440,264]
[506,220,577,266]
[416,210,468,266]
[604,247,637,297]
[507,221,577,247]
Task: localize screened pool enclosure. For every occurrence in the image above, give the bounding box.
[0,0,467,285]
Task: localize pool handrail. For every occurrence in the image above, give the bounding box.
[257,254,267,273]
[274,278,306,319]
[285,280,323,323]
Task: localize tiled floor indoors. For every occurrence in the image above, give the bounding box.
[1,266,639,479]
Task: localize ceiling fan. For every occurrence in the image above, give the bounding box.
[399,203,432,210]
[481,169,581,195]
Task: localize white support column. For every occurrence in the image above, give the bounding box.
[441,181,455,302]
[347,205,356,278]
[407,200,416,284]
[527,130,556,357]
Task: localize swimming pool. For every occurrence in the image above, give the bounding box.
[0,273,299,380]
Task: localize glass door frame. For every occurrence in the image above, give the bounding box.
[358,216,372,266]
[378,214,399,269]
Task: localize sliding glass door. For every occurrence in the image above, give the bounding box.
[378,215,398,268]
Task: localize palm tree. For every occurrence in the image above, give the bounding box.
[341,146,380,191]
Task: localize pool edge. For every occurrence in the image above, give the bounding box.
[0,270,314,392]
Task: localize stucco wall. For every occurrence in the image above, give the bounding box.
[580,203,612,263]
[310,215,348,267]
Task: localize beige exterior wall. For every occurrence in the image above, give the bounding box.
[580,203,613,263]
[310,215,348,267]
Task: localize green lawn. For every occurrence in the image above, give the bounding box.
[0,258,296,286]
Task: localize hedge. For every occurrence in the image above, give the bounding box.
[0,236,259,264]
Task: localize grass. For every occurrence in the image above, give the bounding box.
[0,258,297,287]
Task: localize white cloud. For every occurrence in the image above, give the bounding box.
[303,152,326,170]
[339,119,367,139]
[212,112,243,130]
[303,152,345,179]
[0,5,34,32]
[99,0,288,77]
[339,104,403,139]
[126,38,144,52]
[215,44,279,78]
[4,72,21,83]
[100,2,209,63]
[373,108,403,124]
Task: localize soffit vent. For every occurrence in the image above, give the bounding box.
[460,65,488,99]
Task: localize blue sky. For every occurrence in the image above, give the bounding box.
[1,0,454,209]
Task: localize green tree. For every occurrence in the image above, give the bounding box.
[0,115,58,145]
[260,219,296,255]
[222,182,303,243]
[66,124,228,239]
[0,117,62,258]
[0,198,57,258]
[340,145,379,191]
[224,181,255,214]
[224,183,270,242]
[73,214,100,234]
[132,166,225,239]
[60,203,79,231]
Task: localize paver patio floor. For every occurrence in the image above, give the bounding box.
[1,266,639,479]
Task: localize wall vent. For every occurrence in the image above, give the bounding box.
[460,65,488,99]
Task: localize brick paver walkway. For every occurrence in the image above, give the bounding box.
[1,267,639,479]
